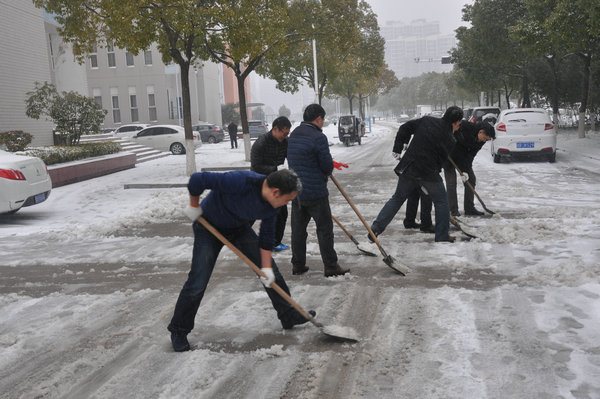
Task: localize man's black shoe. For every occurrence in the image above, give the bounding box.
[420,225,435,233]
[366,232,378,243]
[451,210,461,217]
[435,235,456,243]
[403,220,421,229]
[324,266,350,277]
[464,208,485,216]
[171,333,190,352]
[282,310,316,329]
[292,265,309,275]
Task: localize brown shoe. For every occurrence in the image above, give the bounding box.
[324,266,350,277]
[292,265,309,275]
[435,236,456,243]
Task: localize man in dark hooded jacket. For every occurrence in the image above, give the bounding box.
[443,120,495,216]
[369,106,463,243]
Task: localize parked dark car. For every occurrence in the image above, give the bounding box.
[192,123,225,143]
[237,120,267,139]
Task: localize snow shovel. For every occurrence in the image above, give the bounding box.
[332,214,377,257]
[196,216,359,343]
[450,215,478,240]
[447,156,495,215]
[329,175,411,276]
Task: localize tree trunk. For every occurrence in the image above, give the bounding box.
[178,62,198,176]
[504,81,511,109]
[545,56,560,125]
[236,72,252,161]
[578,52,591,138]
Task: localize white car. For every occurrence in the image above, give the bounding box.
[132,125,201,155]
[113,124,150,138]
[0,150,52,214]
[491,108,557,163]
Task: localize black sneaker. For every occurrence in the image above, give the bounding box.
[451,210,461,217]
[282,310,316,329]
[420,225,435,233]
[366,232,378,243]
[403,220,421,229]
[171,333,190,352]
[464,208,485,216]
[292,265,309,275]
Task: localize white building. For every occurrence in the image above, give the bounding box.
[0,0,222,147]
[381,19,456,79]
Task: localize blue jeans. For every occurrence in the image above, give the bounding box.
[168,222,300,335]
[371,174,450,241]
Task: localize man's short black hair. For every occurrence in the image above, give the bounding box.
[266,169,302,195]
[442,106,464,124]
[272,116,291,130]
[303,104,326,122]
[476,122,496,139]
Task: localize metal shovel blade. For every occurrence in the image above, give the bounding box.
[382,254,411,276]
[319,324,360,343]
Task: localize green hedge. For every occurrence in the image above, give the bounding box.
[0,130,33,152]
[24,142,122,165]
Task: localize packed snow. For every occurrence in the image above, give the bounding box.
[0,121,599,398]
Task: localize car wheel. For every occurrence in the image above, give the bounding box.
[344,138,350,147]
[493,153,501,163]
[208,136,216,144]
[170,142,185,155]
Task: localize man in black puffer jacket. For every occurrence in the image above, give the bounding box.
[287,104,349,277]
[370,106,463,243]
[251,116,292,251]
[443,120,495,216]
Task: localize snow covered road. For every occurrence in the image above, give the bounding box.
[1,123,599,398]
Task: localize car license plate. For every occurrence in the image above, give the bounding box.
[517,142,534,149]
[34,193,46,204]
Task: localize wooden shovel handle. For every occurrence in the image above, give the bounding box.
[196,216,320,326]
[447,156,494,215]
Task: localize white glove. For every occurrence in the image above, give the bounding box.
[183,205,203,221]
[277,164,286,171]
[392,152,401,160]
[260,267,275,288]
[460,173,470,183]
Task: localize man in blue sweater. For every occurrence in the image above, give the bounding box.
[167,169,315,352]
[287,104,349,277]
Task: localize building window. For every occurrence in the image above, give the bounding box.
[111,88,120,123]
[144,50,152,66]
[126,52,134,67]
[107,41,116,68]
[90,45,98,69]
[92,88,102,108]
[129,87,138,122]
[147,85,157,121]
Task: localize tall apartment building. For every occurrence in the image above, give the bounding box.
[381,19,455,79]
[0,0,222,146]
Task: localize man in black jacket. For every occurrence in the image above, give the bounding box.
[369,106,463,243]
[251,116,292,251]
[227,120,238,149]
[443,121,495,216]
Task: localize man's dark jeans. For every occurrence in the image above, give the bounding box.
[444,165,477,213]
[404,187,432,227]
[371,174,450,241]
[290,196,339,271]
[168,222,298,335]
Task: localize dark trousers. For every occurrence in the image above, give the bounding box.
[371,174,450,241]
[167,222,300,335]
[275,205,288,246]
[230,135,238,148]
[404,187,433,227]
[443,165,477,213]
[291,196,339,271]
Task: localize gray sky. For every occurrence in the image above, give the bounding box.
[366,0,471,34]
